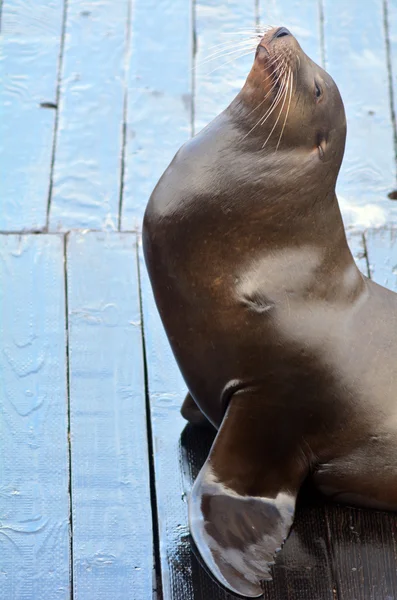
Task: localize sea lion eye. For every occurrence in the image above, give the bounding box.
[315,81,322,100]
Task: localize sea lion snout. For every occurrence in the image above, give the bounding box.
[271,26,291,40]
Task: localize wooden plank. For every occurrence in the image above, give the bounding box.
[386,0,397,165]
[323,0,397,229]
[325,505,397,600]
[120,0,192,231]
[194,0,256,134]
[66,232,152,599]
[259,0,322,66]
[0,0,65,231]
[49,1,129,231]
[0,234,70,598]
[262,491,335,600]
[365,227,397,291]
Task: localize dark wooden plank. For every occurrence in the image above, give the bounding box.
[194,0,256,134]
[262,492,335,600]
[365,227,397,290]
[0,234,70,598]
[49,1,129,231]
[66,231,153,599]
[323,0,397,229]
[0,0,65,231]
[325,506,397,600]
[120,0,192,231]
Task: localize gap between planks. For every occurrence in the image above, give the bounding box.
[45,0,70,231]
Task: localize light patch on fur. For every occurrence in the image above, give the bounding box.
[236,245,324,305]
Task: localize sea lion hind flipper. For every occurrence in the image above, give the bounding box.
[188,389,309,597]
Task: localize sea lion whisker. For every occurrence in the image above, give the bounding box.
[259,77,287,125]
[195,43,257,68]
[220,26,272,35]
[241,69,287,141]
[244,70,284,125]
[262,72,290,148]
[259,62,285,88]
[276,70,294,151]
[204,38,260,54]
[258,64,288,126]
[204,50,257,76]
[259,59,287,89]
[242,88,278,141]
[208,36,261,50]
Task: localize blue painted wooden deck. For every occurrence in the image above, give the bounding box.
[1,0,397,598]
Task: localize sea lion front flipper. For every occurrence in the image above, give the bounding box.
[188,388,310,598]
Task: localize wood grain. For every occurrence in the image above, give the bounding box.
[365,227,397,290]
[120,0,192,231]
[322,0,397,229]
[259,0,322,65]
[66,232,153,599]
[0,234,70,599]
[0,0,65,231]
[194,0,256,134]
[49,0,129,231]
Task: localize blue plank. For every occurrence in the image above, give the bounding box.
[120,0,192,231]
[194,0,256,133]
[66,231,152,600]
[323,0,397,229]
[259,0,322,65]
[0,234,70,599]
[0,0,65,231]
[365,227,397,291]
[138,242,195,599]
[387,0,397,156]
[49,1,129,231]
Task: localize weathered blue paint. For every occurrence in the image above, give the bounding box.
[365,228,397,291]
[0,234,70,599]
[194,0,256,133]
[138,242,197,600]
[323,0,397,229]
[120,0,192,231]
[48,1,129,231]
[387,0,397,155]
[259,0,322,65]
[66,232,152,600]
[0,0,64,231]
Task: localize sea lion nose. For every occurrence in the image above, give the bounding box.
[272,27,291,39]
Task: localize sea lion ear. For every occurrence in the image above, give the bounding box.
[188,389,309,597]
[316,132,328,160]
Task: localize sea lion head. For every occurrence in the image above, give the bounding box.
[235,27,347,184]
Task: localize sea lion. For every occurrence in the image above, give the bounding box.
[143,26,397,597]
